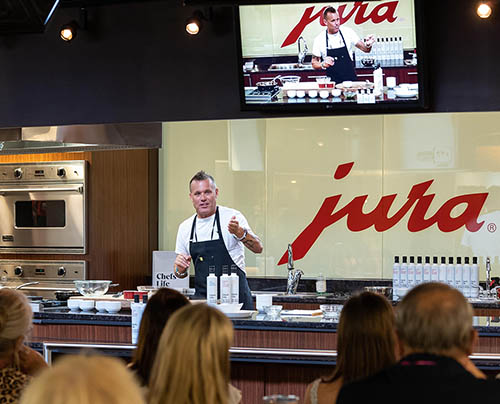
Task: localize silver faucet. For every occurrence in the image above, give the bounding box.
[298,36,308,66]
[486,257,492,297]
[286,244,303,295]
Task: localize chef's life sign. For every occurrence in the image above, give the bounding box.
[152,251,189,288]
[239,0,416,58]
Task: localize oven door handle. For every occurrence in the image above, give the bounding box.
[0,186,83,195]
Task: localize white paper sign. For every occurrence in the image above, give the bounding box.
[152,251,189,289]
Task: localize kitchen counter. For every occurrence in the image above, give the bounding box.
[32,308,500,336]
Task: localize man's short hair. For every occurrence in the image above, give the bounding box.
[396,283,474,355]
[189,170,217,192]
[323,6,337,20]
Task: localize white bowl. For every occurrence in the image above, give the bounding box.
[308,90,318,98]
[67,299,82,311]
[216,303,243,313]
[296,90,305,98]
[104,301,122,314]
[332,89,342,97]
[79,300,95,311]
[287,90,296,98]
[95,301,108,312]
[342,80,353,88]
[319,90,329,99]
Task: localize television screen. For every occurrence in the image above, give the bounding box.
[236,0,427,112]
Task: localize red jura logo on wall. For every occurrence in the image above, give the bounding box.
[282,1,398,48]
[278,162,488,265]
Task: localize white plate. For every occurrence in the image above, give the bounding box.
[224,310,255,318]
[395,91,417,98]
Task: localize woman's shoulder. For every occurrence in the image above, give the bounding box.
[0,367,31,402]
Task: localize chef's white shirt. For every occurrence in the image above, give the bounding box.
[312,26,360,61]
[175,205,255,273]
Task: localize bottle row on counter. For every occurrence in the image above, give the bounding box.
[207,264,240,305]
[354,36,407,68]
[393,256,479,300]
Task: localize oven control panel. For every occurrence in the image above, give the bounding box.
[0,161,86,182]
[0,260,86,282]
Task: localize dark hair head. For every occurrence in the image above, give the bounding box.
[323,6,337,20]
[324,292,396,384]
[189,171,216,192]
[131,288,190,385]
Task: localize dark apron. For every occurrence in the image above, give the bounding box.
[189,207,254,310]
[325,29,357,83]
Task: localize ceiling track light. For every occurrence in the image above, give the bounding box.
[185,8,213,36]
[59,7,87,42]
[477,1,493,18]
[185,10,204,35]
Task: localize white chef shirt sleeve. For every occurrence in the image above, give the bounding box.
[312,33,325,59]
[342,26,360,51]
[175,220,190,256]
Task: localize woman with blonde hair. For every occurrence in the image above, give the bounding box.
[148,303,241,404]
[20,355,145,404]
[305,292,397,404]
[0,289,47,403]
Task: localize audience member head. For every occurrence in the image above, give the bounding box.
[19,355,145,404]
[0,289,32,368]
[396,282,475,356]
[149,303,234,404]
[131,288,190,385]
[325,291,396,384]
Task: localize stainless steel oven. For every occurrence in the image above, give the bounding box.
[0,161,87,254]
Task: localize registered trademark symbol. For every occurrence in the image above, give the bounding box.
[488,223,497,233]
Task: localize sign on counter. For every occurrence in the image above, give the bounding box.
[152,251,189,289]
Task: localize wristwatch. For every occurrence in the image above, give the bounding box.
[174,265,188,279]
[236,229,248,241]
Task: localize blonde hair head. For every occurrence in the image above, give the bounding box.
[0,289,32,358]
[19,355,145,404]
[149,304,234,404]
[396,282,474,354]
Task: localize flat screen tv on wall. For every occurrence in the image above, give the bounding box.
[235,0,427,113]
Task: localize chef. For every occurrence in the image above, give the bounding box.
[312,6,375,82]
[174,170,263,309]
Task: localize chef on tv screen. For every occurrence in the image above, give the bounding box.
[238,1,420,108]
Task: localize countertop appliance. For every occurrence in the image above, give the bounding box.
[0,161,87,254]
[0,260,86,299]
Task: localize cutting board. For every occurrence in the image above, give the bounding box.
[68,295,131,309]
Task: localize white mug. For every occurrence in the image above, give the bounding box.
[386,76,396,88]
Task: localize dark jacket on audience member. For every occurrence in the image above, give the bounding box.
[336,353,500,404]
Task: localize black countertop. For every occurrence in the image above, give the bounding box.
[32,308,500,336]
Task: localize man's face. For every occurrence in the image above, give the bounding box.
[324,11,340,34]
[189,179,218,218]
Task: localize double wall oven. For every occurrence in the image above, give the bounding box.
[0,161,88,299]
[0,161,87,254]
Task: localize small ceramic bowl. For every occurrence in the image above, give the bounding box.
[79,300,95,312]
[332,89,342,97]
[95,301,108,313]
[67,299,82,311]
[263,305,283,317]
[308,90,318,98]
[216,303,243,314]
[319,90,329,99]
[287,90,296,98]
[296,90,305,98]
[342,80,353,88]
[104,301,122,314]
